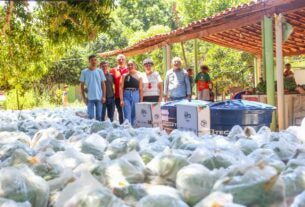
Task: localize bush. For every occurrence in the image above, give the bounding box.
[4,89,38,110]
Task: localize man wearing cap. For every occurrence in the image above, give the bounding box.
[142,58,163,102]
[164,57,191,101]
[110,54,128,124]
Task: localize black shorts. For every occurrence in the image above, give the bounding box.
[143,96,159,102]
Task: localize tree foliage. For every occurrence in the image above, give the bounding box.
[0,0,114,109]
[1,0,260,109]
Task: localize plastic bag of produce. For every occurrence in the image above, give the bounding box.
[188,147,244,170]
[0,198,31,207]
[0,140,34,161]
[247,149,285,172]
[243,126,257,137]
[139,149,158,164]
[1,148,38,168]
[106,151,145,188]
[31,128,66,152]
[287,118,305,142]
[262,140,299,161]
[213,163,285,206]
[281,166,305,197]
[32,128,64,146]
[235,138,259,155]
[136,195,188,207]
[194,192,245,207]
[146,149,189,186]
[176,164,222,206]
[48,148,96,170]
[291,191,305,207]
[139,136,170,154]
[106,138,139,159]
[47,168,75,192]
[170,130,201,150]
[0,132,31,146]
[90,120,112,133]
[55,171,127,207]
[0,122,18,132]
[105,129,132,143]
[113,184,181,206]
[81,134,108,160]
[269,131,301,144]
[0,166,49,207]
[227,125,246,140]
[250,126,272,146]
[17,120,40,137]
[286,158,305,169]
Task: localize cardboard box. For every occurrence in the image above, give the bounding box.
[176,100,211,135]
[161,102,179,133]
[135,102,162,128]
[293,95,305,126]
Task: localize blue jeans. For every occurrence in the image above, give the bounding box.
[115,98,124,124]
[123,90,140,126]
[87,100,102,121]
[169,96,186,101]
[102,97,115,122]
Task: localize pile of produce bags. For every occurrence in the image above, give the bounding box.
[0,107,305,206]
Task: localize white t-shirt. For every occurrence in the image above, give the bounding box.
[142,71,162,97]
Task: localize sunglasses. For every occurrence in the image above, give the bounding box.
[144,63,153,66]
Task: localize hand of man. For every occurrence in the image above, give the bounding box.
[102,97,106,104]
[158,96,163,102]
[187,95,191,102]
[84,98,88,105]
[120,100,124,107]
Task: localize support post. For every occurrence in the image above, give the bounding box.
[166,44,171,71]
[254,56,262,86]
[194,39,199,96]
[261,22,266,81]
[163,46,167,74]
[254,57,258,86]
[275,14,285,130]
[194,39,199,74]
[262,16,276,130]
[257,57,262,81]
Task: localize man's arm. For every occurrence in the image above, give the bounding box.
[102,81,106,103]
[139,77,143,102]
[80,82,87,105]
[163,72,169,101]
[185,73,192,101]
[158,82,163,102]
[120,75,125,106]
[157,73,163,102]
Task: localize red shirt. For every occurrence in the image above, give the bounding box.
[111,66,128,98]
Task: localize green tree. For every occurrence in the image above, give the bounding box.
[0,0,114,109]
[172,0,254,96]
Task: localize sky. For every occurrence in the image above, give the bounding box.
[0,1,37,11]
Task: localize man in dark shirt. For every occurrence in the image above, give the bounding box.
[100,61,115,122]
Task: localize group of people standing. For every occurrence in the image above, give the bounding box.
[79,54,212,125]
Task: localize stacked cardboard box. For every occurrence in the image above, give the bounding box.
[135,102,163,128]
[176,100,211,136]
